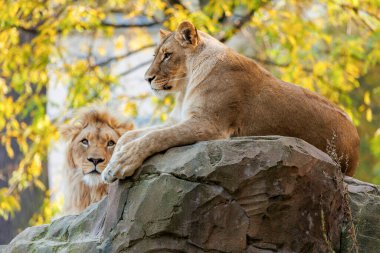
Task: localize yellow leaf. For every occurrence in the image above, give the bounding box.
[164,96,172,105]
[114,35,125,50]
[366,108,373,122]
[7,195,20,211]
[124,102,137,117]
[322,35,332,45]
[0,202,11,212]
[364,91,371,105]
[314,62,327,76]
[34,179,46,191]
[98,46,106,56]
[160,113,167,122]
[28,154,42,177]
[5,140,14,158]
[288,36,296,47]
[346,63,359,78]
[0,77,7,94]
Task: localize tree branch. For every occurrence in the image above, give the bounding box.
[339,3,380,20]
[4,25,39,34]
[100,20,161,28]
[338,3,378,32]
[117,59,152,77]
[217,9,255,43]
[92,44,155,68]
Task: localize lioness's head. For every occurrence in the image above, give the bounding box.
[60,108,132,186]
[144,21,201,94]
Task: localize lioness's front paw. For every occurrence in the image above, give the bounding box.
[101,161,120,183]
[101,144,144,183]
[101,163,138,183]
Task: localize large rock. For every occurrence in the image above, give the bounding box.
[4,136,364,252]
[341,177,380,253]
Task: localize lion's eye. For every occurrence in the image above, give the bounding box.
[163,52,172,60]
[107,140,115,147]
[81,139,89,145]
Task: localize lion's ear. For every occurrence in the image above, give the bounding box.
[60,123,81,142]
[175,21,199,47]
[159,29,171,40]
[115,121,134,136]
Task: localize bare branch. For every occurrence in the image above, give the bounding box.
[117,59,152,77]
[92,44,155,68]
[338,3,378,32]
[100,20,161,28]
[217,10,255,43]
[339,3,380,20]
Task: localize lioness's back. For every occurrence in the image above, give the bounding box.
[213,51,359,175]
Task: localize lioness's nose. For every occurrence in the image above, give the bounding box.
[145,75,156,84]
[88,157,105,166]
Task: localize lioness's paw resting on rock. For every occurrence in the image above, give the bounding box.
[60,107,132,214]
[101,141,145,183]
[102,20,359,183]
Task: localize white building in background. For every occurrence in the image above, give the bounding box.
[46,15,161,201]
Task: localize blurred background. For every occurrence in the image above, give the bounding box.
[0,0,379,244]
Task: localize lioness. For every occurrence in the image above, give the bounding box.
[102,21,359,183]
[60,107,132,214]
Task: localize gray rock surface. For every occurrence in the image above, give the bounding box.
[341,177,380,253]
[4,136,371,253]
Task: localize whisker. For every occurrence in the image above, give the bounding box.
[154,76,188,84]
[153,81,167,86]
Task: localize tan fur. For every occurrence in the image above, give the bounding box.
[102,21,359,183]
[60,107,132,214]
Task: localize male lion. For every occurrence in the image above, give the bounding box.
[60,107,132,214]
[102,21,359,183]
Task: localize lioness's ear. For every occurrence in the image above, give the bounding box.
[159,29,171,40]
[175,21,199,47]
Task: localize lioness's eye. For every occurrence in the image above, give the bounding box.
[107,140,115,147]
[81,139,89,145]
[164,52,172,60]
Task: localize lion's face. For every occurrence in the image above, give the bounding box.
[61,108,132,187]
[144,22,200,95]
[69,124,119,186]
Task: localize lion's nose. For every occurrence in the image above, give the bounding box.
[145,75,156,84]
[88,157,105,166]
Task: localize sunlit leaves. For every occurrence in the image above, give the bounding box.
[114,35,125,50]
[2,0,151,222]
[124,101,138,117]
[29,191,63,226]
[248,0,379,112]
[151,95,174,123]
[0,189,21,220]
[63,61,114,108]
